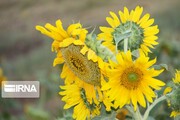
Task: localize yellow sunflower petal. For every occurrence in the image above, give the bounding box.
[80,46,89,55]
[138,13,150,25]
[136,88,146,108]
[59,38,74,47]
[119,7,130,22]
[60,64,69,78]
[132,6,143,22]
[53,57,64,66]
[67,23,81,34]
[99,26,114,33]
[106,17,117,28]
[36,26,53,39]
[170,111,180,117]
[131,90,138,110]
[124,7,130,20]
[140,19,154,28]
[163,87,172,95]
[55,20,68,38]
[110,11,120,27]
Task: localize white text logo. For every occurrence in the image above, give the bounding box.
[4,84,37,92]
[2,81,39,98]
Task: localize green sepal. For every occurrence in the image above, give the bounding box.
[85,31,116,61]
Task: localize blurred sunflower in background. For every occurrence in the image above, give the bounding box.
[0,67,6,87]
[98,6,159,54]
[165,70,180,118]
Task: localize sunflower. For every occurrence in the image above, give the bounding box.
[56,43,113,114]
[102,51,165,110]
[59,82,100,120]
[169,87,180,118]
[0,68,6,87]
[57,43,113,107]
[36,20,113,110]
[169,70,180,117]
[59,44,101,85]
[98,6,159,54]
[36,20,103,84]
[59,44,114,108]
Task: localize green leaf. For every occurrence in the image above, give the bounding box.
[132,49,140,58]
[153,64,168,71]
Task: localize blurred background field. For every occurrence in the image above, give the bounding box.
[0,0,180,120]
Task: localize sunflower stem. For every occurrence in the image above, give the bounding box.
[124,38,128,53]
[143,95,167,120]
[125,105,135,117]
[134,105,143,120]
[125,105,142,120]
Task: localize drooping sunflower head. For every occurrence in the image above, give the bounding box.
[36,20,88,52]
[60,44,101,86]
[98,6,159,54]
[102,51,165,110]
[59,83,100,120]
[36,19,108,86]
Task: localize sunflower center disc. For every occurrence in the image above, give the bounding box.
[113,21,144,51]
[61,44,101,86]
[121,66,143,90]
[128,73,138,82]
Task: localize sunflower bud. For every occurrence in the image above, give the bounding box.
[85,32,116,61]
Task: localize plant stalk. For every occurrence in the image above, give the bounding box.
[143,95,167,120]
[124,38,128,53]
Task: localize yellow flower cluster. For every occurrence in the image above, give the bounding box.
[36,6,167,120]
[36,20,112,120]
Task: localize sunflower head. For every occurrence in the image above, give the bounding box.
[60,44,101,86]
[113,21,144,51]
[102,51,165,110]
[98,6,159,54]
[59,83,100,120]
